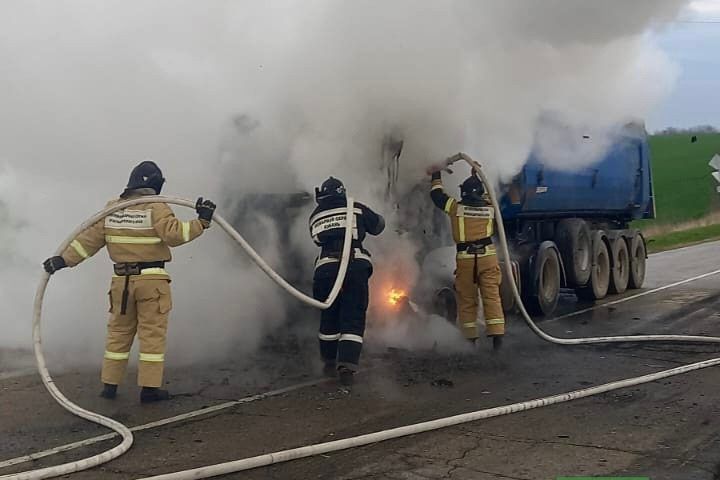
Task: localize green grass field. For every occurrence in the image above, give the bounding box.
[636,133,720,251]
[646,223,720,253]
[644,133,720,225]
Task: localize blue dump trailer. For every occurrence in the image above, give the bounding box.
[495,126,654,316]
[412,124,655,318]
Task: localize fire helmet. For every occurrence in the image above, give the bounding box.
[123,160,165,196]
[315,176,346,203]
[460,174,485,204]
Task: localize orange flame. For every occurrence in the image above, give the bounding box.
[387,288,407,306]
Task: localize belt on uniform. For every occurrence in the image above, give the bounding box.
[456,237,492,253]
[113,262,165,314]
[315,248,372,269]
[457,238,493,285]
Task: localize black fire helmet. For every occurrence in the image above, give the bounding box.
[460,174,485,204]
[315,176,346,203]
[122,160,166,197]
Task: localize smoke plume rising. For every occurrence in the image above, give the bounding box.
[0,1,687,369]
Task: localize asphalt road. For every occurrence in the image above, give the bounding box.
[2,240,720,480]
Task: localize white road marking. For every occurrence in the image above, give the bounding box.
[547,268,720,323]
[0,378,328,470]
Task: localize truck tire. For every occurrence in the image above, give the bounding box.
[576,232,610,301]
[527,243,561,317]
[555,219,592,287]
[608,237,630,294]
[628,234,647,289]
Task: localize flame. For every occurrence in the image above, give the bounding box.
[387,288,407,306]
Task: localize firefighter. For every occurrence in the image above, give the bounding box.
[428,165,505,349]
[43,160,216,403]
[310,177,385,386]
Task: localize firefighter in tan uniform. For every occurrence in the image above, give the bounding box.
[43,161,217,403]
[428,166,505,349]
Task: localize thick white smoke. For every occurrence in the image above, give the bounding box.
[0,1,687,369]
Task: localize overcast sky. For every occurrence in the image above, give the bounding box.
[648,0,720,130]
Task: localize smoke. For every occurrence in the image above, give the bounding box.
[0,1,687,369]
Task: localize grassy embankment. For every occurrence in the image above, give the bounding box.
[638,133,720,252]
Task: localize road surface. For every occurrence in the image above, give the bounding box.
[2,241,720,479]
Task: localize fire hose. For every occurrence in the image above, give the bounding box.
[6,155,720,480]
[2,197,356,480]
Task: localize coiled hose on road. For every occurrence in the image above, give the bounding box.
[6,155,720,480]
[2,197,356,480]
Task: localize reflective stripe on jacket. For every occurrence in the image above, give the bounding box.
[62,196,204,267]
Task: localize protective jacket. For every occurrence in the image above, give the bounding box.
[309,197,385,272]
[62,190,205,270]
[430,172,505,338]
[431,173,496,258]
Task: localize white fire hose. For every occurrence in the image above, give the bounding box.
[5,156,720,480]
[2,197,355,480]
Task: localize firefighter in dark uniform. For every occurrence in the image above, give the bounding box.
[428,167,505,349]
[310,177,385,386]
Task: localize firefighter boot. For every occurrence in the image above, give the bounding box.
[140,386,171,403]
[323,361,337,378]
[491,335,503,351]
[467,338,484,352]
[338,366,354,387]
[100,383,117,399]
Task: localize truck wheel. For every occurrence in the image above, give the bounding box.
[628,234,647,289]
[433,287,457,324]
[608,237,630,294]
[527,244,561,317]
[555,219,592,287]
[576,232,610,301]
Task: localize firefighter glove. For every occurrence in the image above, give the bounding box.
[426,164,440,176]
[43,256,67,274]
[196,197,216,228]
[426,162,453,176]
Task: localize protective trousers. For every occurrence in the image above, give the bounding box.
[103,276,172,387]
[455,254,505,339]
[313,264,370,371]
